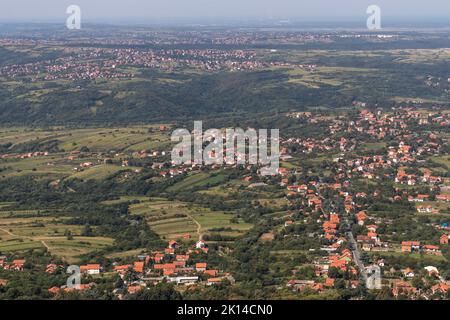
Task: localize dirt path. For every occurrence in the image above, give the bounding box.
[0,227,15,236]
[186,213,203,241]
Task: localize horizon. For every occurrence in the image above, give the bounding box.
[0,16,450,29]
[0,0,449,25]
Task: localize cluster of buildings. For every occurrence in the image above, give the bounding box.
[42,240,234,298]
[279,107,450,298]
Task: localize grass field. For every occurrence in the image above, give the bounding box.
[0,126,171,153]
[130,198,252,242]
[166,172,227,192]
[0,213,113,263]
[368,251,447,263]
[67,164,132,181]
[429,155,450,170]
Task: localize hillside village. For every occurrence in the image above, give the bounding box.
[0,106,448,300]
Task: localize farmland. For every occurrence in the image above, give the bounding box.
[0,207,113,263]
[130,198,252,241]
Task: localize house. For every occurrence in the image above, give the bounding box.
[168,240,179,249]
[308,197,322,208]
[196,240,207,249]
[401,241,420,252]
[11,260,26,271]
[330,259,347,270]
[114,265,131,274]
[422,245,441,255]
[204,269,218,277]
[45,264,61,274]
[173,260,186,268]
[176,255,189,261]
[196,263,207,272]
[64,283,95,292]
[440,234,449,245]
[133,261,145,273]
[127,285,144,294]
[392,281,417,297]
[431,283,449,295]
[153,253,165,263]
[165,248,175,255]
[167,276,199,285]
[424,266,439,277]
[207,278,223,286]
[48,286,61,295]
[80,264,101,275]
[324,278,335,288]
[402,268,415,278]
[284,220,294,227]
[436,195,450,202]
[164,269,176,276]
[330,214,340,224]
[416,206,435,213]
[287,280,315,291]
[356,211,368,226]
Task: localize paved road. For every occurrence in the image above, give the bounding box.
[342,217,368,284]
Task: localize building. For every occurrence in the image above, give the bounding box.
[80,264,101,275]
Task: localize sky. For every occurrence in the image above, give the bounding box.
[0,0,449,23]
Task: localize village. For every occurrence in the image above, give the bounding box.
[0,106,448,300]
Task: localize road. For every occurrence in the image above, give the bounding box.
[342,217,368,284]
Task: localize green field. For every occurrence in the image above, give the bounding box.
[166,172,227,192]
[129,198,252,241]
[0,214,113,263]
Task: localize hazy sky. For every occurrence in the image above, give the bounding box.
[0,0,449,22]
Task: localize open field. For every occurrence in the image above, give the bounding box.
[430,155,450,170]
[130,198,252,241]
[368,251,447,263]
[67,164,133,181]
[0,126,171,153]
[166,172,227,192]
[0,213,113,263]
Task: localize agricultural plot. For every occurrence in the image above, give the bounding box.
[0,213,112,263]
[430,155,450,170]
[0,154,75,179]
[0,128,55,146]
[130,198,252,242]
[56,127,169,152]
[197,178,250,196]
[41,237,114,264]
[166,172,228,192]
[67,164,131,181]
[101,196,150,205]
